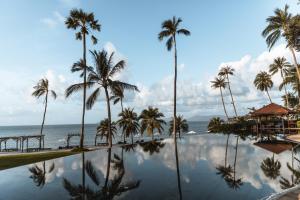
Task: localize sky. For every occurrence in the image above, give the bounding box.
[0,0,299,125]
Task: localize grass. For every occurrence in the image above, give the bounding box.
[0,150,80,171]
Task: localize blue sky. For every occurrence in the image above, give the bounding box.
[0,0,299,125]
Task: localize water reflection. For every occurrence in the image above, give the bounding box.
[29,161,55,188]
[63,149,140,200]
[4,134,300,199]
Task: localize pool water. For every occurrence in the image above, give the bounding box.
[0,134,299,200]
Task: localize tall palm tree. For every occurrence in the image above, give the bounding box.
[262,5,300,84]
[269,57,291,107]
[169,115,189,138]
[280,66,300,99]
[139,106,166,140]
[158,16,190,141]
[117,108,140,144]
[219,66,238,117]
[77,50,138,148]
[32,78,57,148]
[110,85,125,112]
[96,119,117,145]
[65,9,100,148]
[281,92,299,108]
[254,71,273,103]
[29,161,55,188]
[211,77,229,121]
[261,154,281,180]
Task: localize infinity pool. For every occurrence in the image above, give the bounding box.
[0,134,298,200]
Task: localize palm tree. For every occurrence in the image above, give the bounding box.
[117,108,140,144]
[281,92,299,108]
[280,66,300,99]
[262,5,300,84]
[158,16,190,141]
[280,162,300,189]
[254,71,273,103]
[169,115,189,138]
[32,78,57,149]
[261,154,281,180]
[139,106,166,140]
[211,77,229,121]
[110,85,125,112]
[29,161,55,188]
[219,66,238,117]
[96,119,117,145]
[208,117,224,133]
[79,50,138,148]
[65,9,100,149]
[269,57,291,107]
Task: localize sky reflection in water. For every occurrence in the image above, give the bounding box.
[0,134,299,200]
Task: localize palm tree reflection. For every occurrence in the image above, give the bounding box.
[280,148,300,189]
[63,148,140,199]
[217,135,243,190]
[29,161,55,188]
[139,140,165,155]
[260,154,281,180]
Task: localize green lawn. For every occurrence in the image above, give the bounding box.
[0,151,80,171]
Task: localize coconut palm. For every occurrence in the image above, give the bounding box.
[139,106,166,140]
[262,5,300,83]
[211,77,229,121]
[168,115,189,138]
[32,78,57,148]
[110,85,125,112]
[158,16,190,141]
[208,117,224,133]
[280,66,300,99]
[219,66,238,117]
[117,108,140,144]
[261,154,281,180]
[280,162,300,189]
[96,119,117,145]
[81,50,139,148]
[29,161,55,188]
[254,71,273,103]
[281,92,299,108]
[65,9,100,149]
[269,57,291,107]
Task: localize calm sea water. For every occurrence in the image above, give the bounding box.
[0,121,208,149]
[0,134,297,200]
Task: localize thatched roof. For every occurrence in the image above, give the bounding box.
[251,103,294,117]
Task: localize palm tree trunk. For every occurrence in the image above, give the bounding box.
[281,70,289,107]
[173,35,182,199]
[40,91,48,149]
[104,87,113,148]
[266,89,272,103]
[227,75,238,117]
[220,88,229,121]
[233,136,239,183]
[290,47,300,88]
[131,133,133,144]
[123,132,126,143]
[80,32,87,149]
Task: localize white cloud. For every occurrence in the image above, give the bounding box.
[129,44,299,118]
[41,11,65,28]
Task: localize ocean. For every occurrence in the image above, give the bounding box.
[0,121,209,149]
